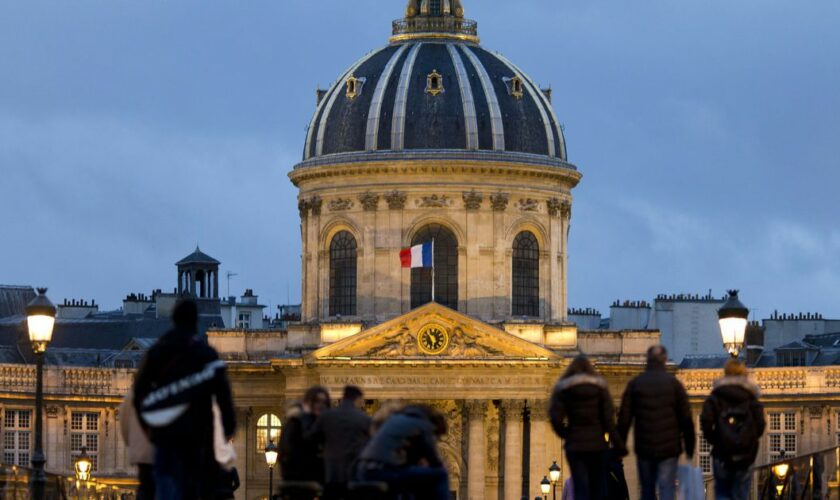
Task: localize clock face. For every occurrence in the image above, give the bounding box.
[417,324,450,355]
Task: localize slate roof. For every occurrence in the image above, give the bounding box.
[176,246,220,266]
[301,41,568,163]
[0,285,36,319]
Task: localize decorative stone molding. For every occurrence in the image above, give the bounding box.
[358,192,380,211]
[825,369,840,387]
[46,406,60,418]
[465,400,488,419]
[328,198,355,212]
[416,194,452,208]
[490,192,509,211]
[560,200,572,219]
[486,403,500,473]
[309,196,323,216]
[547,198,562,217]
[678,371,716,393]
[384,190,407,210]
[499,399,525,418]
[808,406,824,419]
[528,399,549,421]
[517,198,539,212]
[298,199,309,219]
[462,190,483,210]
[62,368,112,395]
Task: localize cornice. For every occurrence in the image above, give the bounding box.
[289,157,582,188]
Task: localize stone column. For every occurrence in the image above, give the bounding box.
[501,400,524,500]
[529,400,550,500]
[466,400,488,500]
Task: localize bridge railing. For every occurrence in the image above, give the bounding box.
[751,447,840,499]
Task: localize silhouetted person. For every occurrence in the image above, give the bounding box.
[618,345,694,500]
[550,355,625,500]
[280,386,331,483]
[700,359,765,500]
[310,386,372,499]
[119,391,155,500]
[134,299,236,500]
[356,404,449,500]
[214,466,240,500]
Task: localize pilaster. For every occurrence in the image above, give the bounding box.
[465,400,488,500]
[501,399,524,500]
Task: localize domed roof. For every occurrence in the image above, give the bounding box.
[300,2,567,165]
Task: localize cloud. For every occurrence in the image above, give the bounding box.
[0,112,301,310]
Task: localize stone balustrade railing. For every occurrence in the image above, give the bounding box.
[0,363,131,398]
[679,367,819,397]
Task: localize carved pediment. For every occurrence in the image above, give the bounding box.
[310,303,558,361]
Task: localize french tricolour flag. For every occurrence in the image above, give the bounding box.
[400,241,433,268]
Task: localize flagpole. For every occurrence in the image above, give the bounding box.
[431,239,435,303]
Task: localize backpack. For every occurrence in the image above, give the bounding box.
[715,399,758,466]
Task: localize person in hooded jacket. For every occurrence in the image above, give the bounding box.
[280,386,331,484]
[700,359,766,500]
[618,345,694,500]
[550,355,625,500]
[356,404,449,500]
[133,300,236,500]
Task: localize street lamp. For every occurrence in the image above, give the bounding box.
[718,290,749,358]
[26,288,56,500]
[265,439,278,499]
[540,476,551,496]
[74,447,92,482]
[548,461,561,500]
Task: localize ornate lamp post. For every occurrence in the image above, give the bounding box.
[74,447,92,482]
[718,290,749,358]
[548,461,561,500]
[265,440,278,499]
[540,476,551,497]
[26,288,56,500]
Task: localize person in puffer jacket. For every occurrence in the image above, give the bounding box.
[700,359,766,500]
[618,345,695,500]
[133,300,236,500]
[356,405,449,500]
[550,355,624,500]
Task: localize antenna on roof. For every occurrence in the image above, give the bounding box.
[226,271,238,297]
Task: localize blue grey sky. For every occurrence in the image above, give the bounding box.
[2,1,839,318]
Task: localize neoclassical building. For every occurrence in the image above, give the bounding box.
[2,2,839,500]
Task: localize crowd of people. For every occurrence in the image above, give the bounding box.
[551,345,765,500]
[118,301,767,500]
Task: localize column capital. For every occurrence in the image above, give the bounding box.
[528,399,549,421]
[464,400,488,419]
[500,399,525,418]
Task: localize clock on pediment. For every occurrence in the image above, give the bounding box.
[417,323,450,355]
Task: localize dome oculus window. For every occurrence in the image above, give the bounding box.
[504,76,524,99]
[426,70,444,96]
[345,75,366,100]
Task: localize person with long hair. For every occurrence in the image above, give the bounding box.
[550,355,624,500]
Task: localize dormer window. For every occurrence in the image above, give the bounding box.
[346,76,359,99]
[426,69,444,96]
[345,75,366,100]
[504,76,524,99]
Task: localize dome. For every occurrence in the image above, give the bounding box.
[300,1,567,165]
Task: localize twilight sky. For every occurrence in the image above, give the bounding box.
[2,1,839,318]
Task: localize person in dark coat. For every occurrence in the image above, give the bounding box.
[214,466,240,500]
[279,386,330,483]
[133,299,236,500]
[356,405,449,500]
[550,355,625,500]
[309,385,372,499]
[700,359,766,500]
[618,345,695,500]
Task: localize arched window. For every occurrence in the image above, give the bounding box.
[329,231,357,316]
[512,231,539,317]
[411,224,458,310]
[256,413,281,453]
